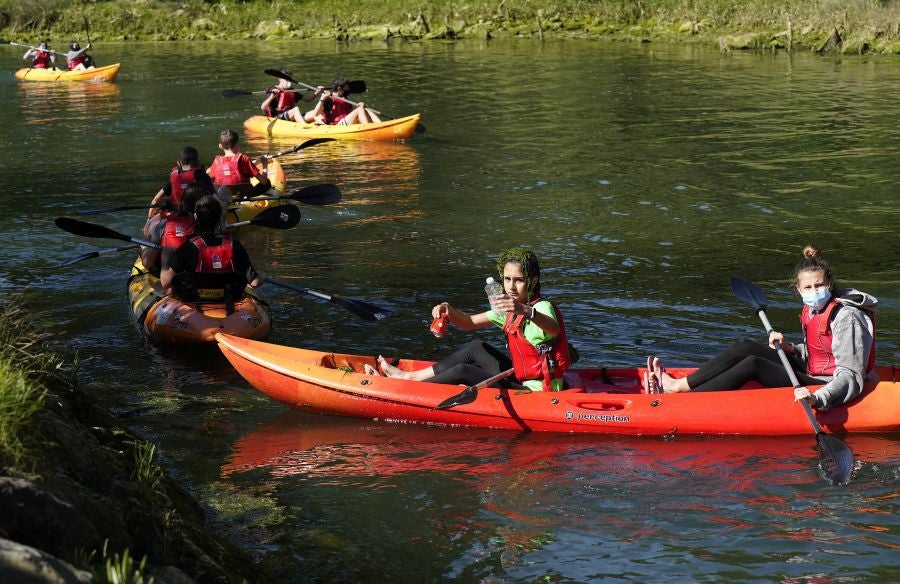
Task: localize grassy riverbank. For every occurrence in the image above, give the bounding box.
[1,0,900,54]
[0,298,272,583]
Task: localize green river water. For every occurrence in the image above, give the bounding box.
[1,39,898,582]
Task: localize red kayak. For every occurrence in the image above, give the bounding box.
[216,334,900,436]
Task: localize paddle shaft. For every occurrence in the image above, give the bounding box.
[4,40,68,57]
[472,368,516,391]
[82,16,95,64]
[752,307,826,433]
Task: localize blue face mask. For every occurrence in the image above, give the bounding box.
[801,288,831,311]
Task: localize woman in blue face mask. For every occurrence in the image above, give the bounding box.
[647,245,878,411]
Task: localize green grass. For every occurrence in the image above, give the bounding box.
[1,1,899,52]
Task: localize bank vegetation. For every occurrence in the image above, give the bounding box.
[1,0,900,54]
[0,298,272,583]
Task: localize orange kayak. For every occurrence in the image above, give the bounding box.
[216,334,900,436]
[129,259,271,344]
[15,63,121,82]
[243,114,421,141]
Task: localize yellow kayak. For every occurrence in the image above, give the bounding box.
[15,63,121,82]
[243,114,421,141]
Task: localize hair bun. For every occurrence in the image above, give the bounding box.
[802,245,822,260]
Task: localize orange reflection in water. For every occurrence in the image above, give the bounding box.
[17,81,123,123]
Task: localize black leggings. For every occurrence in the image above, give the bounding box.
[685,339,822,392]
[428,340,521,388]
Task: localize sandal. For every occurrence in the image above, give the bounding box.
[642,356,661,394]
[652,357,667,393]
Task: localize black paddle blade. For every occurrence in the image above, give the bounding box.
[79,203,170,215]
[0,40,11,45]
[434,386,478,410]
[730,276,767,311]
[414,122,427,134]
[249,205,301,229]
[348,80,366,94]
[296,137,335,151]
[332,296,393,322]
[222,89,252,97]
[288,184,342,205]
[817,433,855,485]
[264,68,297,84]
[55,217,130,242]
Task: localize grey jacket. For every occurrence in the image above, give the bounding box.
[794,289,878,410]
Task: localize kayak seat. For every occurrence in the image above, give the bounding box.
[171,272,248,313]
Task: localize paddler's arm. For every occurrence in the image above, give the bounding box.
[434,302,492,331]
[491,296,560,336]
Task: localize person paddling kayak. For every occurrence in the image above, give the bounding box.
[208,129,271,201]
[650,245,877,411]
[260,68,323,123]
[371,247,571,392]
[309,77,381,126]
[22,41,55,69]
[65,41,93,71]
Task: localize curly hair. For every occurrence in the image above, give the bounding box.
[497,247,541,299]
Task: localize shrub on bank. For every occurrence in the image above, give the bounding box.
[1,0,899,53]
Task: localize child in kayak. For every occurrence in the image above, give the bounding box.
[649,245,877,411]
[22,41,55,69]
[260,69,323,123]
[160,195,265,299]
[370,247,571,392]
[142,184,204,276]
[208,129,271,201]
[65,41,93,71]
[148,146,215,218]
[309,77,381,126]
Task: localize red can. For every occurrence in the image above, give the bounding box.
[429,314,449,338]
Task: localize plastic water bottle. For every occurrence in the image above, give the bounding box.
[485,277,504,316]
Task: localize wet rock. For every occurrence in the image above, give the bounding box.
[0,537,91,584]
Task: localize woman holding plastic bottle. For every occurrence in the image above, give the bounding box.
[370,247,571,391]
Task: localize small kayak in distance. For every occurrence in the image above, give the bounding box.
[129,259,271,344]
[215,334,900,436]
[15,63,121,82]
[243,114,421,141]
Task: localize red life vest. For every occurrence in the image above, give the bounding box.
[32,51,52,69]
[191,235,235,273]
[325,98,353,124]
[168,166,203,206]
[503,299,570,391]
[275,90,297,115]
[160,215,195,249]
[210,154,251,186]
[800,299,876,376]
[67,52,87,71]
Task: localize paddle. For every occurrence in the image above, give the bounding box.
[254,138,335,162]
[233,184,342,206]
[265,276,392,322]
[82,16,95,66]
[79,202,173,215]
[222,81,365,98]
[263,69,426,134]
[57,243,139,267]
[0,40,68,57]
[730,276,854,485]
[56,206,300,267]
[434,368,516,410]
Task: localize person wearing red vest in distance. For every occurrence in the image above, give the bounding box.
[142,184,205,276]
[370,248,571,392]
[148,146,215,218]
[23,41,55,69]
[160,196,264,299]
[650,246,877,411]
[310,77,381,126]
[65,41,93,71]
[260,70,323,124]
[207,129,271,201]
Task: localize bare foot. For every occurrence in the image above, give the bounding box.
[363,364,381,376]
[377,355,410,380]
[654,358,690,393]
